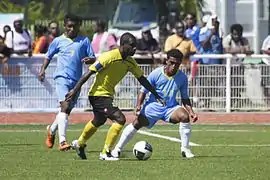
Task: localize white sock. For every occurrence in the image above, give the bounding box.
[115,123,137,151]
[50,119,58,135]
[50,108,61,135]
[179,122,191,150]
[57,112,68,144]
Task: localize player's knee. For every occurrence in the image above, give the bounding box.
[92,116,106,127]
[111,110,126,125]
[60,101,70,113]
[179,111,190,123]
[133,115,148,130]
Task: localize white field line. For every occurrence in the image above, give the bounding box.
[0,129,268,133]
[137,130,200,146]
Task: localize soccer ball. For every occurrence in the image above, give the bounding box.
[133,141,153,160]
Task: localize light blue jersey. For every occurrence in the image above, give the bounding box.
[46,34,95,81]
[46,34,95,107]
[141,66,189,107]
[140,66,189,128]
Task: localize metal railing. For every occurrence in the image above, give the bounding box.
[0,54,269,112]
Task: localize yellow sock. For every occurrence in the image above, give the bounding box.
[78,120,97,146]
[102,123,123,154]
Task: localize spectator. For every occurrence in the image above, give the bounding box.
[33,25,49,54]
[261,35,270,65]
[136,26,160,54]
[223,24,252,108]
[0,35,10,74]
[91,20,117,54]
[223,24,253,58]
[184,13,201,51]
[3,25,11,41]
[164,21,196,66]
[199,17,223,64]
[5,18,32,57]
[47,21,60,44]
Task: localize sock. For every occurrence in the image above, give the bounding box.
[179,122,191,150]
[50,119,58,135]
[102,123,123,154]
[78,120,97,146]
[57,112,68,144]
[114,123,137,151]
[50,108,61,135]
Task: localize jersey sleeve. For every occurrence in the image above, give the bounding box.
[140,70,156,94]
[45,38,59,60]
[180,74,189,99]
[85,37,96,58]
[89,53,110,72]
[127,58,143,78]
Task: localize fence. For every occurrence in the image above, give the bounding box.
[0,54,269,113]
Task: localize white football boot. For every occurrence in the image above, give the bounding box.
[181,147,195,158]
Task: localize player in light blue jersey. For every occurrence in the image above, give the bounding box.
[38,14,96,151]
[112,49,198,158]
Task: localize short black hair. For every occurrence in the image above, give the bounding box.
[186,13,197,19]
[35,24,47,34]
[48,20,59,27]
[96,20,106,30]
[64,14,81,24]
[120,32,136,46]
[167,49,183,61]
[230,24,243,33]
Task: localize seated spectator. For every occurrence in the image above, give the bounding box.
[199,17,223,64]
[91,20,117,54]
[261,35,270,65]
[136,26,160,54]
[164,21,196,66]
[223,24,253,57]
[5,18,32,57]
[33,25,49,54]
[47,21,60,44]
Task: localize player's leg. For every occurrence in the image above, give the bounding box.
[71,96,108,159]
[111,113,149,158]
[98,108,125,161]
[167,106,194,158]
[112,102,163,158]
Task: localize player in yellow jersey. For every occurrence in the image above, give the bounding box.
[65,32,164,160]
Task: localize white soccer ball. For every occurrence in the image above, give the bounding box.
[133,141,153,160]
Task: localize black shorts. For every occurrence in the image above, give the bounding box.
[88,96,120,119]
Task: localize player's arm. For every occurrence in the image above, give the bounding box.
[38,39,59,82]
[180,75,198,122]
[65,69,96,101]
[66,58,107,101]
[137,76,161,101]
[82,37,96,65]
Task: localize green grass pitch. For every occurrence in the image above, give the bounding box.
[0,124,269,180]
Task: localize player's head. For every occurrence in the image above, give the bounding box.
[119,32,137,58]
[48,21,59,37]
[230,24,243,42]
[64,14,81,39]
[175,21,186,37]
[34,24,47,37]
[92,20,106,33]
[165,49,183,76]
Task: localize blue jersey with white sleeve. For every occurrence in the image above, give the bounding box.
[141,66,189,107]
[46,34,95,81]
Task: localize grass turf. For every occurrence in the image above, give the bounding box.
[0,124,269,180]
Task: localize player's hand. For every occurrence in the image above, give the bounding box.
[38,70,45,82]
[190,113,198,123]
[82,57,96,65]
[157,98,166,106]
[134,105,141,116]
[65,89,76,102]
